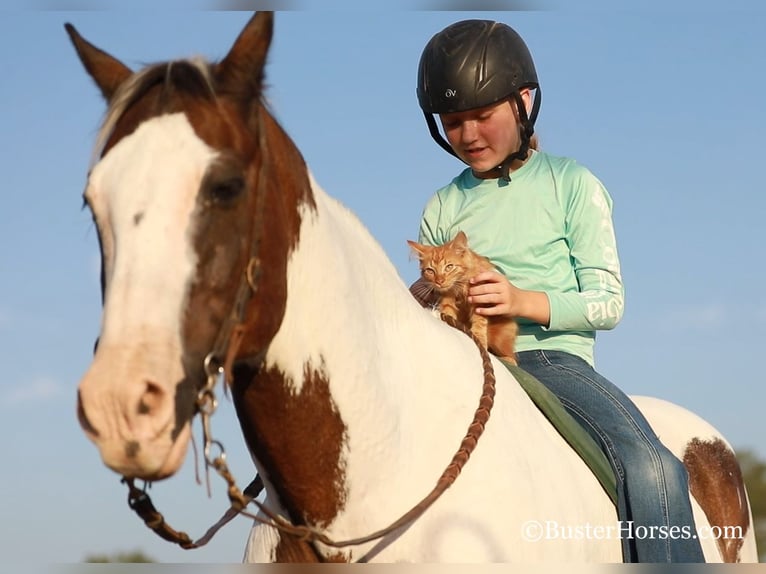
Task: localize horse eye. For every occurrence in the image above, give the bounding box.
[209,177,245,203]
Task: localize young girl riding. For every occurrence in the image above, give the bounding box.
[412,18,705,563]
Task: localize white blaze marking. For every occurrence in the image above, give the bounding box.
[85,113,218,361]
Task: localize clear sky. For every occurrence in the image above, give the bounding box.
[2,3,765,566]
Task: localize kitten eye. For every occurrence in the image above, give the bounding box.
[424,268,435,278]
[445,264,454,271]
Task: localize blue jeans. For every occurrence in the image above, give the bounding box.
[516,350,705,563]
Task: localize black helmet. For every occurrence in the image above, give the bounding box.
[417,20,541,176]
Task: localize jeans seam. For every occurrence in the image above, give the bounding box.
[555,394,626,482]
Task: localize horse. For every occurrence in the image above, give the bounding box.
[67,12,758,563]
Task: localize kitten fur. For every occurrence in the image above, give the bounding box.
[408,231,518,365]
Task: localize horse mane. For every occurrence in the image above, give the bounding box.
[91,57,216,165]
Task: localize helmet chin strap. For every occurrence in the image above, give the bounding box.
[424,113,460,159]
[495,139,530,182]
[494,92,536,182]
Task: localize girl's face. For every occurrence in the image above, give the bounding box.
[439,89,532,178]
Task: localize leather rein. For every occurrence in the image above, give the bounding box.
[120,105,498,559]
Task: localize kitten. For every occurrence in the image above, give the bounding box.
[407,231,518,365]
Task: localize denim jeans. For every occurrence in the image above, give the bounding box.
[516,350,705,563]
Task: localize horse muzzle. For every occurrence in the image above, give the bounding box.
[76,346,192,480]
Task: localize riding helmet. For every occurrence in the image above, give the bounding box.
[416,19,541,168]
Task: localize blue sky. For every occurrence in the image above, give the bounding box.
[2,5,765,565]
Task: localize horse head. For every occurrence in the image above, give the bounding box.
[69,12,313,481]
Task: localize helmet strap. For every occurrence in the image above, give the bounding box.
[424,113,459,159]
[497,92,537,182]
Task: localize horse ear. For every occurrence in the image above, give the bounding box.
[64,23,132,102]
[215,11,274,103]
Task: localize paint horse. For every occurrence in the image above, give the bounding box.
[68,12,757,563]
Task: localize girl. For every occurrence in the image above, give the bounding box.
[412,18,705,563]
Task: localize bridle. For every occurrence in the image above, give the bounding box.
[122,100,272,550]
[120,103,499,561]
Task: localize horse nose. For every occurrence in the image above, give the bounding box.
[76,381,166,439]
[76,370,184,477]
[77,372,175,444]
[118,379,175,441]
[74,337,191,478]
[135,380,165,418]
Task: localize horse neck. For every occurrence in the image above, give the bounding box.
[234,167,523,544]
[266,173,419,396]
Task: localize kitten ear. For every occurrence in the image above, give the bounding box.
[407,239,428,259]
[452,231,468,255]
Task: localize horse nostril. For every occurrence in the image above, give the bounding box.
[137,381,164,416]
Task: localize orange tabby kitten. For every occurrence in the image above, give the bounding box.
[407,231,518,364]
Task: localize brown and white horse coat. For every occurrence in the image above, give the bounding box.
[69,12,757,563]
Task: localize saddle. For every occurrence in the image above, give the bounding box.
[500,359,618,506]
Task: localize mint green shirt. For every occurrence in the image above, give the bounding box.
[418,150,624,367]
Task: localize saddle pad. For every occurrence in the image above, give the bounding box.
[501,360,618,507]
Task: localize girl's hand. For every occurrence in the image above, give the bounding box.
[468,270,515,316]
[469,270,551,327]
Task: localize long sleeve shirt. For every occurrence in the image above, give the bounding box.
[417,149,624,367]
